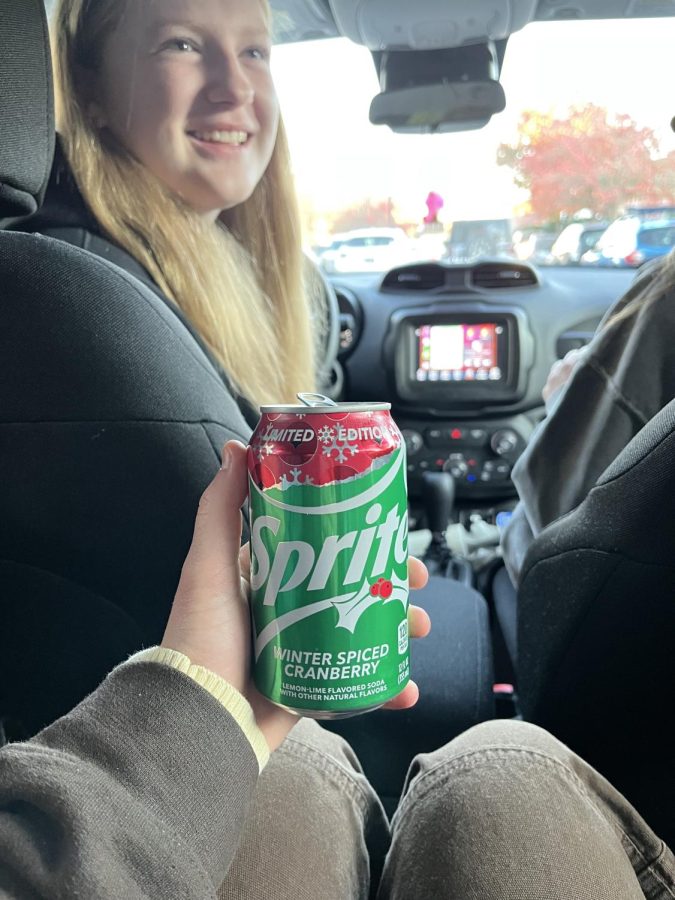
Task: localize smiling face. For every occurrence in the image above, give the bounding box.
[92,0,279,220]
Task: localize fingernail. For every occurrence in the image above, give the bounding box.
[220,445,231,471]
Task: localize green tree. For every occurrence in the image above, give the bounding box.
[498,105,675,222]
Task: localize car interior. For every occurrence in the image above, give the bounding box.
[1,0,673,848]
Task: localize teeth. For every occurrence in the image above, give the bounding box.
[191,130,248,145]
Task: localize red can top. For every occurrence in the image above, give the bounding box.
[249,408,402,491]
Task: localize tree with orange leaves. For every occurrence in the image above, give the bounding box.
[497,104,675,222]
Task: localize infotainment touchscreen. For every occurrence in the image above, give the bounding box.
[415,323,502,383]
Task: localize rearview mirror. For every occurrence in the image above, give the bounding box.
[369,42,507,134]
[369,80,506,133]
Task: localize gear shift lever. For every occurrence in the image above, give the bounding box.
[422,471,456,535]
[421,471,456,575]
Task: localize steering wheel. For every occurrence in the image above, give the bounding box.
[309,256,344,399]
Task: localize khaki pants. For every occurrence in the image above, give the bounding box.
[219,719,675,900]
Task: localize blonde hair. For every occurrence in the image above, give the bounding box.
[51,0,318,408]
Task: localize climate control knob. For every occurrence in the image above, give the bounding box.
[401,429,424,457]
[490,429,519,457]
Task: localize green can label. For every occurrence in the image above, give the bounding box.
[248,407,409,717]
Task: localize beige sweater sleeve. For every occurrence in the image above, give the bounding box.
[0,660,260,898]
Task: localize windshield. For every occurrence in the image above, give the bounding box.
[272,19,675,273]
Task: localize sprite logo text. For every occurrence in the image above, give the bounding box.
[251,501,407,608]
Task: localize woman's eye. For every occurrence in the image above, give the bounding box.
[163,38,198,53]
[246,46,270,61]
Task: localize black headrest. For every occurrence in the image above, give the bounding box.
[0,0,55,218]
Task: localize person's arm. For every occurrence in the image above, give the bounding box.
[512,357,645,536]
[0,659,261,899]
[541,346,589,409]
[511,281,675,536]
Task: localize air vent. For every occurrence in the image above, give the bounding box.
[471,262,538,289]
[381,264,449,291]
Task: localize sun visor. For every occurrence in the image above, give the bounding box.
[328,0,538,50]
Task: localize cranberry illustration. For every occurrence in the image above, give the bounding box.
[370,583,380,597]
[379,580,393,599]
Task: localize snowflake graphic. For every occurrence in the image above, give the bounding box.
[322,435,358,463]
[280,468,314,490]
[317,425,336,445]
[251,440,275,461]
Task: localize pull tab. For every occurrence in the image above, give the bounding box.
[297,392,338,408]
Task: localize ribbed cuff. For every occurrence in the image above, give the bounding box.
[124,647,270,771]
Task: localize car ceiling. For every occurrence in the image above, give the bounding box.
[272,0,675,45]
[40,0,675,44]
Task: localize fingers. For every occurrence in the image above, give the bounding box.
[381,606,430,711]
[408,556,428,590]
[382,681,420,710]
[409,604,431,639]
[380,603,429,711]
[177,441,248,597]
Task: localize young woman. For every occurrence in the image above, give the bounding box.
[49,0,321,411]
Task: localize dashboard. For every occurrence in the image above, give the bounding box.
[331,260,636,524]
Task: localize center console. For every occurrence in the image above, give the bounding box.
[384,306,536,502]
[398,415,530,500]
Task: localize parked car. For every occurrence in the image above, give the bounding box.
[581,216,675,267]
[513,229,558,265]
[320,227,413,273]
[550,221,608,265]
[444,218,513,262]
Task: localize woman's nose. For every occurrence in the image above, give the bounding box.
[206,57,255,107]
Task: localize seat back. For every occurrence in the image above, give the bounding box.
[0,0,54,219]
[0,0,251,735]
[517,397,675,842]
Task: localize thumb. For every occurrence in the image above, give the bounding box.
[176,441,249,598]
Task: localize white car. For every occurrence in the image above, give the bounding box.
[320,228,413,274]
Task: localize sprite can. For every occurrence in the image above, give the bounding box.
[247,393,410,718]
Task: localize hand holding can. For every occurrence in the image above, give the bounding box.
[163,437,430,750]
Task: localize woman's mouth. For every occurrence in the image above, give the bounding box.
[188,129,250,146]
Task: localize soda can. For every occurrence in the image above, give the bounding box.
[247,393,410,718]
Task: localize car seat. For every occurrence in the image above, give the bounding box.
[514,398,675,844]
[0,0,252,736]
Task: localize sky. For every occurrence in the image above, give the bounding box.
[271,18,675,229]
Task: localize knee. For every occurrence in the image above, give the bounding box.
[397,720,582,823]
[443,718,570,759]
[279,718,364,776]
